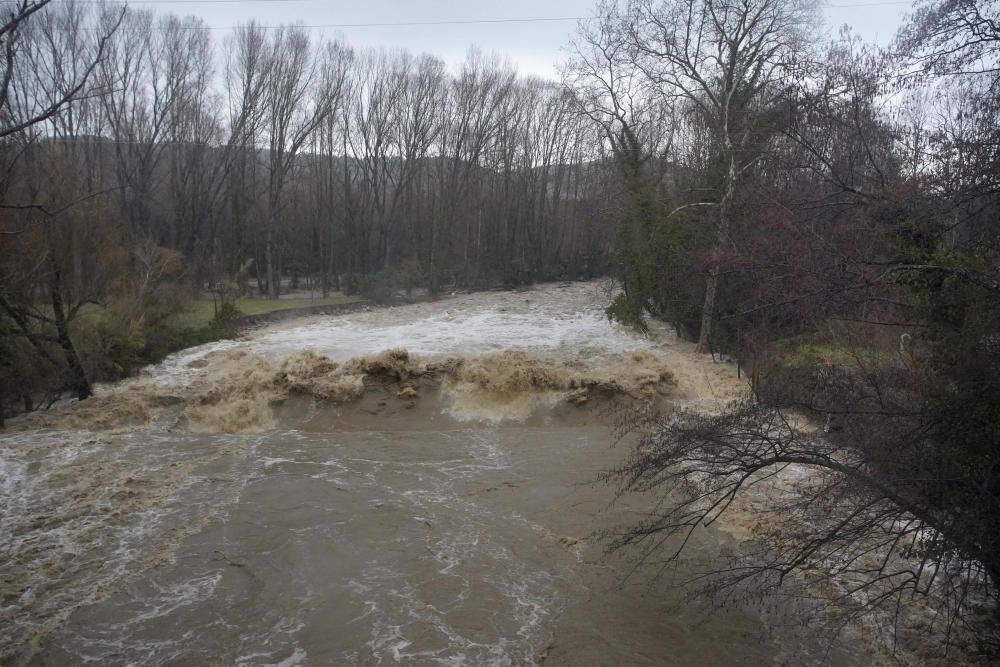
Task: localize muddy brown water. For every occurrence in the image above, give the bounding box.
[0,283,870,665]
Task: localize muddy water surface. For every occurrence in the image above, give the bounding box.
[1,283,867,665]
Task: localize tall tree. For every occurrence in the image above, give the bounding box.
[0,0,122,404]
[593,0,816,350]
[261,25,334,298]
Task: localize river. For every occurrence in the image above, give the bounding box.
[0,282,869,665]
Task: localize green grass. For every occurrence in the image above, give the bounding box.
[171,295,366,328]
[784,342,888,366]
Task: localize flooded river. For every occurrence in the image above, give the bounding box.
[0,283,868,665]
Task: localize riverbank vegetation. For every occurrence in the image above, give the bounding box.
[570,0,1000,658]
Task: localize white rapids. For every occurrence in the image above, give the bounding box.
[148,282,646,388]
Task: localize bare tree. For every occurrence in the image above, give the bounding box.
[222,22,269,292]
[584,0,816,349]
[602,367,1000,655]
[260,26,334,298]
[0,0,121,406]
[565,4,680,325]
[0,0,119,140]
[160,14,222,262]
[391,51,444,274]
[97,7,189,244]
[304,41,353,295]
[346,49,407,275]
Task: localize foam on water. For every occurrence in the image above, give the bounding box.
[247,308,644,362]
[143,283,648,388]
[0,430,260,661]
[146,338,247,388]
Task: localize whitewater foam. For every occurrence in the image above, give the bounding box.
[13,285,676,434]
[143,283,648,386]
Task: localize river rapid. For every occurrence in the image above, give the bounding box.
[0,282,869,665]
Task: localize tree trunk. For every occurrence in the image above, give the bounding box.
[696,269,719,354]
[50,273,92,400]
[696,147,737,354]
[266,188,280,299]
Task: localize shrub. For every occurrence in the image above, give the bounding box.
[605,292,648,332]
[359,271,399,305]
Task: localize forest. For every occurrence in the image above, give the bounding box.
[2,0,1000,656]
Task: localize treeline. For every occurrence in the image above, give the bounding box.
[571,0,1000,655]
[7,2,616,294]
[0,0,622,410]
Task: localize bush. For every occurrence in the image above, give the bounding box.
[210,301,243,332]
[359,271,399,305]
[0,326,58,417]
[398,258,426,296]
[503,257,533,289]
[93,317,147,377]
[605,292,648,332]
[343,272,362,296]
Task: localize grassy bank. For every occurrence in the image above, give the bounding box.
[76,295,369,382]
[2,293,370,421]
[170,295,366,329]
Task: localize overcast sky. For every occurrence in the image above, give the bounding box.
[138,0,915,78]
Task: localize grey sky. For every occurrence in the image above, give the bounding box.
[142,0,915,78]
